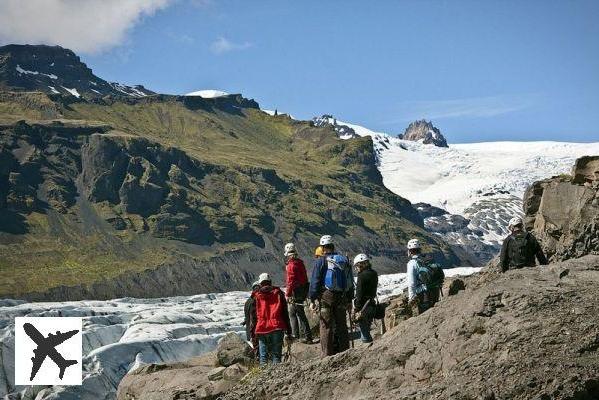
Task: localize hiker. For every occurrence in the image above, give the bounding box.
[284,243,314,344]
[243,281,260,359]
[406,238,444,316]
[250,273,293,366]
[314,245,324,258]
[309,235,354,356]
[500,217,548,272]
[352,253,378,344]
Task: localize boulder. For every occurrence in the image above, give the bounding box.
[207,366,226,381]
[524,156,599,261]
[216,333,253,367]
[572,155,599,184]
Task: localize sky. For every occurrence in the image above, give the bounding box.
[1,0,598,143]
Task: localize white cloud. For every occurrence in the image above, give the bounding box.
[210,36,252,54]
[0,0,173,54]
[385,94,540,123]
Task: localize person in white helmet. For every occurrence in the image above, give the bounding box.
[283,243,313,344]
[500,217,547,272]
[249,273,293,366]
[406,238,432,316]
[309,234,353,356]
[352,253,378,343]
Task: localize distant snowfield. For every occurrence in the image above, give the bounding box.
[0,267,479,399]
[185,89,229,98]
[335,119,599,215]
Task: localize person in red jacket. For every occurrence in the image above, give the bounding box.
[284,243,314,344]
[250,273,293,365]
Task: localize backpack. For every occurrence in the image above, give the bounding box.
[509,232,532,267]
[324,254,351,291]
[416,260,445,289]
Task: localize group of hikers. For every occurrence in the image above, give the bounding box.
[243,215,548,366]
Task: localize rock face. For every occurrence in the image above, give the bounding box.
[222,255,599,400]
[0,44,154,98]
[524,155,599,261]
[399,119,448,147]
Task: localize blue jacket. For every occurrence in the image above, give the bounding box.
[309,253,354,302]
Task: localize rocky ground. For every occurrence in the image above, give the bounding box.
[220,255,599,400]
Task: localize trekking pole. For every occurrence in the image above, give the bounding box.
[347,308,354,349]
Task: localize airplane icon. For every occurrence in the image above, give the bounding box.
[23,322,79,381]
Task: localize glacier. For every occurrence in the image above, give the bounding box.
[0,268,479,399]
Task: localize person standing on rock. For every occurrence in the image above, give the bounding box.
[352,254,378,344]
[250,273,293,366]
[309,235,354,356]
[500,217,548,272]
[406,238,441,316]
[243,281,260,357]
[284,243,314,344]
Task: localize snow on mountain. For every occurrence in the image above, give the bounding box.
[185,89,229,98]
[0,268,479,400]
[320,116,599,251]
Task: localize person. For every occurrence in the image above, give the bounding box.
[244,281,260,356]
[352,253,378,344]
[500,217,548,272]
[406,238,438,316]
[309,235,354,356]
[284,243,314,344]
[250,273,293,366]
[314,245,324,258]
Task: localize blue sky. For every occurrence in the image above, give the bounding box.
[9,0,599,143]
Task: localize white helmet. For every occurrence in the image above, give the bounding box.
[508,217,523,230]
[284,242,296,256]
[407,238,421,250]
[353,253,370,266]
[258,273,271,284]
[319,235,333,246]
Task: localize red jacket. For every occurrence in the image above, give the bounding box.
[251,286,291,336]
[285,257,309,298]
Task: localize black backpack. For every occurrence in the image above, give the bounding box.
[508,232,532,267]
[416,260,445,289]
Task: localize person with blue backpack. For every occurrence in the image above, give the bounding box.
[406,238,445,316]
[309,235,354,356]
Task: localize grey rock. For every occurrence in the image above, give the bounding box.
[524,156,599,261]
[399,120,448,147]
[216,333,252,367]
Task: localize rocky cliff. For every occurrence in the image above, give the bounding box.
[524,155,599,261]
[0,46,464,300]
[399,119,448,147]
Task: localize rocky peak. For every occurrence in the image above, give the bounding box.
[0,44,154,99]
[311,114,360,139]
[399,119,448,147]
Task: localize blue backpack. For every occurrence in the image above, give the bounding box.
[324,254,351,291]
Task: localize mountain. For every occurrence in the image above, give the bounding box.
[0,45,462,301]
[399,119,448,147]
[0,44,154,98]
[314,116,599,263]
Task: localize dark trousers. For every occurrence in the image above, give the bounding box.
[411,288,441,317]
[319,290,349,356]
[288,302,312,340]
